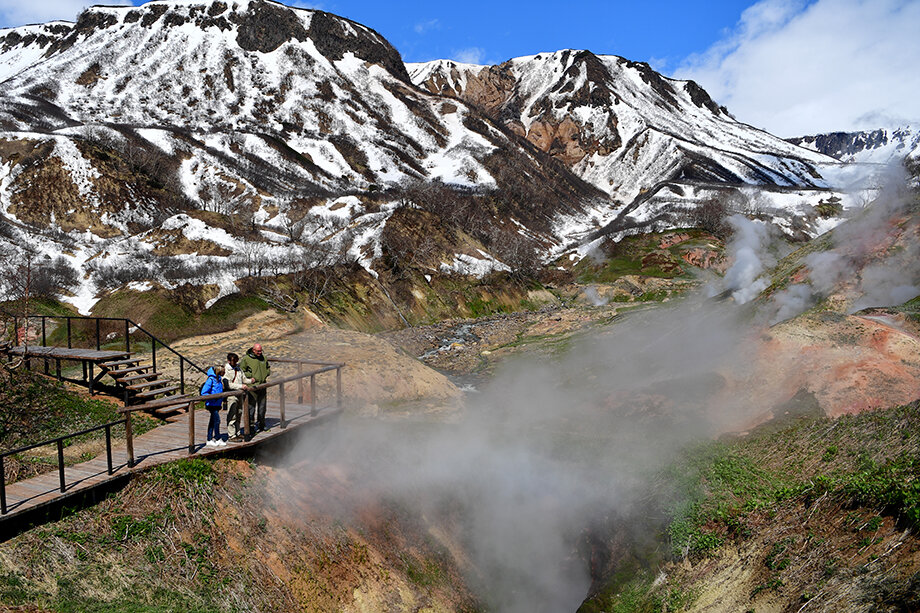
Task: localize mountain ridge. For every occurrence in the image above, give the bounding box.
[0,0,866,316]
[787,125,920,165]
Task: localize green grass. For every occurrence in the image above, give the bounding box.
[88,291,269,344]
[592,401,920,611]
[0,370,147,447]
[0,371,159,480]
[579,565,697,613]
[573,230,716,284]
[401,552,444,587]
[465,295,512,318]
[154,458,217,488]
[661,401,920,558]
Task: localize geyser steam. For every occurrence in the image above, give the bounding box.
[274,171,918,611]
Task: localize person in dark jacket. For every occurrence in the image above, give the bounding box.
[201,365,226,447]
[239,344,270,434]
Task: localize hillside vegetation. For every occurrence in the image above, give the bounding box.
[583,400,920,612]
[0,370,157,486]
[0,454,479,613]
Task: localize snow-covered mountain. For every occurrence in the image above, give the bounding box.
[0,0,610,312]
[0,1,867,315]
[787,126,920,165]
[408,52,841,205]
[0,1,590,202]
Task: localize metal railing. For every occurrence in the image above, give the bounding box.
[0,418,127,514]
[2,314,207,396]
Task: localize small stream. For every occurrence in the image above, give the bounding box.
[418,323,479,360]
[417,322,486,393]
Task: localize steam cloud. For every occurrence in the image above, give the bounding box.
[718,214,774,304]
[766,164,920,323]
[282,298,762,611]
[275,170,918,611]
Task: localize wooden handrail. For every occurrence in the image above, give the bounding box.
[121,359,344,452]
[0,352,344,515]
[0,309,207,394]
[0,417,127,514]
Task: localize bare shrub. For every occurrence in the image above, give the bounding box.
[491,230,541,282]
[0,248,78,301]
[688,197,730,238]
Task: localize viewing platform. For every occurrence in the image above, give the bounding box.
[0,313,345,537]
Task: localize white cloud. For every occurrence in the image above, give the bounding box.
[289,1,324,9]
[414,18,439,35]
[451,46,486,65]
[0,0,132,27]
[675,0,920,137]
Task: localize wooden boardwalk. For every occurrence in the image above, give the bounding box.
[0,401,341,526]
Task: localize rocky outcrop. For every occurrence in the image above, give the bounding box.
[787,126,920,164]
[410,50,836,205]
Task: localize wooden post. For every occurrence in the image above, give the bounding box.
[297,362,304,403]
[41,318,48,374]
[105,425,113,475]
[310,374,316,416]
[151,339,157,373]
[89,361,94,396]
[243,393,251,439]
[66,317,71,349]
[95,318,100,351]
[0,456,6,514]
[180,360,185,395]
[57,440,66,492]
[125,320,130,354]
[55,358,61,380]
[125,413,135,468]
[188,400,196,454]
[336,367,343,410]
[279,382,286,429]
[82,359,87,382]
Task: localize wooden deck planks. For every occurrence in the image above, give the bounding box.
[1,401,338,523]
[7,346,131,361]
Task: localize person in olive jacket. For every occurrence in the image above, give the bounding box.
[240,343,270,434]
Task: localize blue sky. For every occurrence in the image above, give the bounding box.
[0,0,918,136]
[318,1,757,69]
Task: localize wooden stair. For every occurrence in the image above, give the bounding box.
[98,357,187,418]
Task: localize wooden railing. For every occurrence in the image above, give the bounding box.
[2,314,207,395]
[122,359,344,456]
[0,418,127,515]
[0,357,344,516]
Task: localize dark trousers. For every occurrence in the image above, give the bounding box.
[207,408,221,441]
[248,389,267,430]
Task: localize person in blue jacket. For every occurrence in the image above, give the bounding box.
[201,365,226,447]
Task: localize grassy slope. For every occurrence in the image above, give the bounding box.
[0,371,158,484]
[582,401,920,612]
[0,457,479,613]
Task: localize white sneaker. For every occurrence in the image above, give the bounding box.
[217,440,227,447]
[206,440,216,447]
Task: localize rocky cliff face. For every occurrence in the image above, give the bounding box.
[409,51,839,205]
